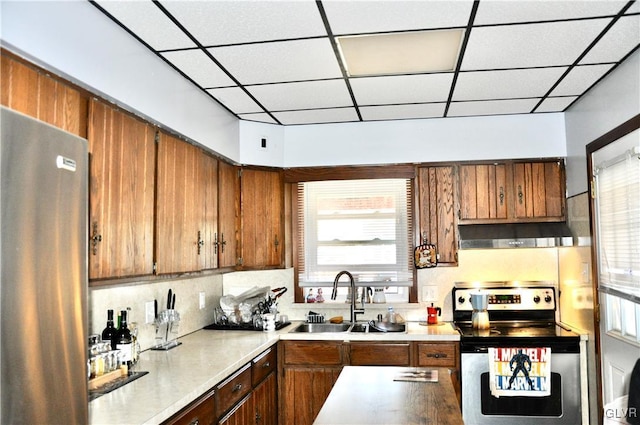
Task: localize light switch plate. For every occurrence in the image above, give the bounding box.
[145,301,155,324]
[422,285,438,302]
[199,292,206,310]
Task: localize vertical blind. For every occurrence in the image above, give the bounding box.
[595,145,640,298]
[297,178,413,287]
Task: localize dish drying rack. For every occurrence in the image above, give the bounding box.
[306,312,325,323]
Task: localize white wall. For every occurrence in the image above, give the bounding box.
[0,0,240,160]
[564,50,640,196]
[280,112,567,167]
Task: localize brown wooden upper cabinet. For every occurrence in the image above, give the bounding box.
[217,161,240,268]
[458,160,565,224]
[1,53,87,137]
[239,168,284,268]
[88,99,156,280]
[417,166,458,265]
[155,132,207,274]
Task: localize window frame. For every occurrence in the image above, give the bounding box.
[286,165,418,304]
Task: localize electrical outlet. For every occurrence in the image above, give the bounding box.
[145,301,155,324]
[199,292,206,310]
[422,285,438,302]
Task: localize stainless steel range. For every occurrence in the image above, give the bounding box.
[453,281,582,425]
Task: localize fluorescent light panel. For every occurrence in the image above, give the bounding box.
[337,29,464,76]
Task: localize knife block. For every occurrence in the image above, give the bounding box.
[151,309,182,351]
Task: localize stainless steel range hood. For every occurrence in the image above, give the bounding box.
[458,223,576,249]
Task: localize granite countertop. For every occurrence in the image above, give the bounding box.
[89,321,460,425]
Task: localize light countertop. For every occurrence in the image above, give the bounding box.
[89,321,460,425]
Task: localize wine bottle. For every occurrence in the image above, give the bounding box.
[102,309,117,350]
[115,310,133,369]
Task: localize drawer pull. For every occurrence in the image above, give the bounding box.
[427,353,447,358]
[262,362,270,368]
[232,383,243,392]
[189,419,199,425]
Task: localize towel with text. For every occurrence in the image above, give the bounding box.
[488,347,551,397]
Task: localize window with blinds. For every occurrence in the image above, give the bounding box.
[297,178,413,303]
[595,145,640,300]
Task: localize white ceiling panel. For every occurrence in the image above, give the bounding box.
[95,0,196,50]
[351,74,454,105]
[535,96,578,113]
[360,103,446,121]
[160,0,326,46]
[274,108,359,125]
[206,87,263,114]
[323,1,474,35]
[549,64,614,97]
[461,19,611,70]
[247,80,353,111]
[448,98,540,117]
[453,68,567,101]
[209,38,342,85]
[161,49,235,88]
[474,1,627,25]
[91,1,640,126]
[579,15,640,64]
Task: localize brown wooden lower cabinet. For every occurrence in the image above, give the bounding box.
[164,347,277,425]
[278,340,460,425]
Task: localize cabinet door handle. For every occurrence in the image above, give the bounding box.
[274,235,279,251]
[232,383,243,392]
[220,233,226,253]
[262,362,270,368]
[196,231,204,255]
[91,222,102,255]
[499,187,504,205]
[518,185,523,204]
[213,233,219,254]
[189,419,199,425]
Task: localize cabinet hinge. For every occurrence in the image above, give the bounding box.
[237,257,243,266]
[238,169,242,178]
[154,130,160,144]
[153,262,157,274]
[594,303,600,324]
[590,178,597,199]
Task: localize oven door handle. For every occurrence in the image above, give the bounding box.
[461,345,489,353]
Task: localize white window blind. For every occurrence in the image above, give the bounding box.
[297,178,413,288]
[595,146,640,299]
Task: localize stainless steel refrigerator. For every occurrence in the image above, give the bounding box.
[1,106,88,424]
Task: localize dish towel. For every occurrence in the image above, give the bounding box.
[488,347,551,397]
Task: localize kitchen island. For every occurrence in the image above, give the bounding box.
[313,366,464,425]
[88,321,460,424]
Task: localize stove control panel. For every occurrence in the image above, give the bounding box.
[453,286,556,312]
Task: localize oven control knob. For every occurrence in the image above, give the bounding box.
[458,296,466,305]
[533,295,541,303]
[545,295,552,303]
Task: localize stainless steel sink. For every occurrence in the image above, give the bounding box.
[289,323,351,333]
[349,322,406,333]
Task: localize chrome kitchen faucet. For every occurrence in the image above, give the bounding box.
[332,271,365,324]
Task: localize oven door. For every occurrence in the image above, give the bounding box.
[461,351,581,425]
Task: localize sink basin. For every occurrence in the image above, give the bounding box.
[290,323,351,333]
[349,322,406,333]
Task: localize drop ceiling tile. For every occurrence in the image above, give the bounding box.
[246,80,352,111]
[448,98,540,117]
[474,1,627,25]
[160,0,326,45]
[161,49,235,88]
[360,103,446,121]
[323,0,474,35]
[350,74,454,105]
[453,68,567,101]
[274,108,359,125]
[549,64,614,96]
[94,0,196,50]
[535,96,578,113]
[238,113,278,125]
[461,19,611,70]
[209,38,342,85]
[579,15,640,64]
[206,87,263,114]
